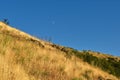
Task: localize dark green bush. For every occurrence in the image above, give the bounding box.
[64,48,120,78]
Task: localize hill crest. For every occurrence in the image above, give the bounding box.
[0,22,58,50]
[0,22,120,80]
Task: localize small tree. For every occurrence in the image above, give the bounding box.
[3,19,9,25]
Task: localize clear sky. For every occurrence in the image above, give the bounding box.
[0,0,120,56]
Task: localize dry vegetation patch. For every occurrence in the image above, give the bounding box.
[0,22,119,80]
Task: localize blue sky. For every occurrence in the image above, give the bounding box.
[0,0,120,56]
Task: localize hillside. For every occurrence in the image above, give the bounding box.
[0,22,120,80]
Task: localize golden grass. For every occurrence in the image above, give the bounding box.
[0,22,119,80]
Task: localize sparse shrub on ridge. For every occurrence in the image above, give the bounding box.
[2,19,9,25]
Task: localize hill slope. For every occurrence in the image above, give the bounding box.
[0,22,119,80]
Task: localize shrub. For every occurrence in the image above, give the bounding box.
[65,48,120,78]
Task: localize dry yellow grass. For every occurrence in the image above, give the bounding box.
[0,22,119,80]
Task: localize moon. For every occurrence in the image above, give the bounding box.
[52,21,55,25]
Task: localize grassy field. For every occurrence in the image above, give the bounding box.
[0,22,119,80]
